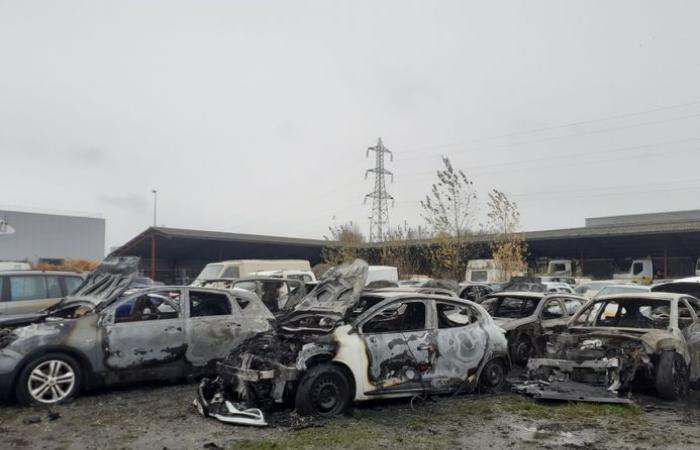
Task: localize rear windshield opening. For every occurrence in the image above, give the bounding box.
[483,297,539,319]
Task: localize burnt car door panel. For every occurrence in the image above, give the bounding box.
[539,297,571,332]
[428,301,488,391]
[101,289,186,382]
[184,289,264,371]
[359,300,430,394]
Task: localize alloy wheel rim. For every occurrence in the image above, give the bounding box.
[28,360,75,404]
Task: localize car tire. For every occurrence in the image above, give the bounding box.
[479,358,507,393]
[510,336,533,366]
[294,363,351,417]
[16,353,82,406]
[656,351,689,401]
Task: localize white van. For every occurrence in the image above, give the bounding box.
[366,265,399,286]
[0,261,31,271]
[192,259,313,286]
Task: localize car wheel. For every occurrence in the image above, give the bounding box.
[16,353,82,406]
[479,358,506,393]
[510,336,533,366]
[656,351,689,401]
[295,363,351,417]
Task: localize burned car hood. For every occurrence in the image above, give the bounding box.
[289,259,368,318]
[52,256,140,311]
[0,312,48,328]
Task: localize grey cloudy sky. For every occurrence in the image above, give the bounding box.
[2,0,700,252]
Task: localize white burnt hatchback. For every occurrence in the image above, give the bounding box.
[195,260,510,426]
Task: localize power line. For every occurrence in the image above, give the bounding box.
[400,99,700,155]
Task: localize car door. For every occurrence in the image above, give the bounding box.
[5,275,64,314]
[184,289,261,373]
[539,297,570,333]
[100,288,186,383]
[358,299,431,395]
[428,300,489,392]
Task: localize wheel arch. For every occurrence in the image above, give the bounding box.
[304,356,357,401]
[13,346,94,392]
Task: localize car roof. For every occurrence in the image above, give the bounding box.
[487,291,546,299]
[0,270,83,276]
[593,292,688,301]
[361,291,464,302]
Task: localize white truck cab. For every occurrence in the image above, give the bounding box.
[614,257,653,285]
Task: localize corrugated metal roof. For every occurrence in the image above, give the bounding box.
[151,227,328,246]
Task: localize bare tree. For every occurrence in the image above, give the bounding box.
[420,157,478,279]
[486,189,528,281]
[378,221,431,278]
[322,221,365,266]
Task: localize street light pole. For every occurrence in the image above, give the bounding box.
[151,189,157,227]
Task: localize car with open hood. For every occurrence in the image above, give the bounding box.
[481,292,586,365]
[517,292,700,402]
[0,257,278,405]
[195,259,510,426]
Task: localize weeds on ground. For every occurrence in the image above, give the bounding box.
[229,394,643,450]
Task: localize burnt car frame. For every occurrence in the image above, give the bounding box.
[200,276,307,314]
[481,292,587,365]
[196,260,510,424]
[0,264,276,405]
[520,292,700,402]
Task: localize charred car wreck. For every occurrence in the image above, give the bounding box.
[195,259,510,426]
[0,257,280,405]
[515,293,700,403]
[481,292,586,365]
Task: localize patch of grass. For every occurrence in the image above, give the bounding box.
[232,415,444,450]
[495,395,643,420]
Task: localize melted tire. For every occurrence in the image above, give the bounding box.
[656,351,689,401]
[479,358,506,393]
[294,364,351,417]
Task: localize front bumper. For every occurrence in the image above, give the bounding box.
[194,379,268,427]
[0,371,15,402]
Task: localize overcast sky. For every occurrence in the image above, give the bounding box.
[2,1,700,252]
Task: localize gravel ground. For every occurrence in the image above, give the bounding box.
[1,381,700,450]
[0,384,700,449]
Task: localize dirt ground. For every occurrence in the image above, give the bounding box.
[1,380,700,450]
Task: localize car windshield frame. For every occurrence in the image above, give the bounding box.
[571,297,675,330]
[483,296,540,319]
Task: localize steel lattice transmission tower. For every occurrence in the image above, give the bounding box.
[364,138,394,241]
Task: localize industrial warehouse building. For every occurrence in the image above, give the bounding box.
[111,209,700,284]
[0,210,106,264]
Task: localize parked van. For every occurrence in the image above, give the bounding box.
[464,259,525,283]
[191,259,313,286]
[0,261,31,272]
[366,265,399,286]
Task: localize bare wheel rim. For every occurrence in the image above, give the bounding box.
[27,360,76,404]
[310,375,341,414]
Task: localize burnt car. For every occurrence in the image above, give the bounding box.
[517,293,700,402]
[481,292,586,365]
[195,260,510,425]
[200,277,307,314]
[0,257,276,405]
